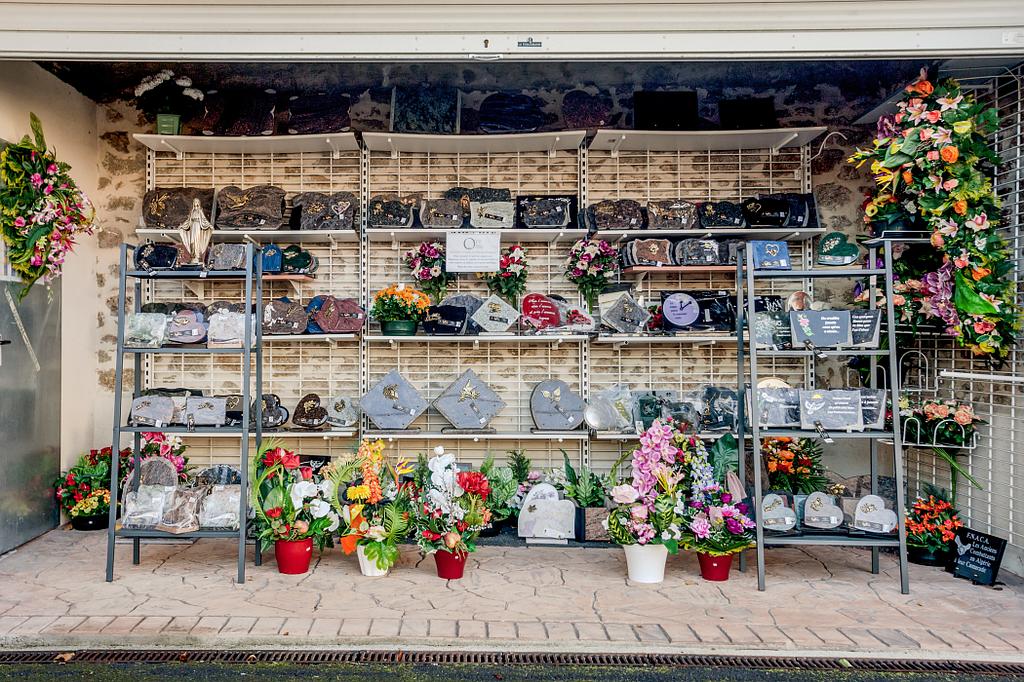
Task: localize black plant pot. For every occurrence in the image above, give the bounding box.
[478,516,508,538]
[908,545,952,567]
[71,513,110,531]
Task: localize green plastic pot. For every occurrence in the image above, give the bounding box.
[381,320,417,336]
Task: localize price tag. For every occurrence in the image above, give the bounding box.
[445,231,500,273]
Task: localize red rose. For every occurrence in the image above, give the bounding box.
[300,466,314,481]
[73,493,83,502]
[280,452,301,470]
[261,447,285,467]
[266,507,283,519]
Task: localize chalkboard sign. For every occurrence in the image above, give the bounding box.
[952,527,1007,586]
[850,310,882,348]
[790,310,852,348]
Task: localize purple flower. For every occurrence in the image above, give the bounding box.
[725,518,742,534]
[736,502,749,514]
[30,173,43,188]
[689,514,711,539]
[721,493,732,504]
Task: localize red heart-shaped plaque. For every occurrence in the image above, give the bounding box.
[521,293,563,330]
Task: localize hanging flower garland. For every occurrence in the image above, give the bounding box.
[849,72,1017,360]
[0,114,95,300]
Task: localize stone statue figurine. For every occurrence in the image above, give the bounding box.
[177,198,213,268]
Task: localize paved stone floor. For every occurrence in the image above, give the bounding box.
[0,529,1022,660]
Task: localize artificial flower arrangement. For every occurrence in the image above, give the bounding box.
[69,489,111,519]
[327,439,413,576]
[132,432,190,483]
[250,441,340,574]
[371,284,432,335]
[54,446,131,518]
[0,114,96,299]
[905,486,964,565]
[897,396,983,503]
[483,244,529,304]
[403,241,455,302]
[605,420,686,582]
[564,238,618,311]
[411,448,492,579]
[849,70,1018,360]
[762,437,829,495]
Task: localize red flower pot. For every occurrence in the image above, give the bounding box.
[697,552,734,581]
[433,550,468,579]
[274,538,313,574]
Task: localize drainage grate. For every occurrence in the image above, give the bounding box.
[1,649,1022,674]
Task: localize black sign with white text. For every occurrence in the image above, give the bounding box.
[952,527,1007,586]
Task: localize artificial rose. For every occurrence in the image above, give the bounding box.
[280,452,301,470]
[610,484,640,505]
[299,466,314,481]
[265,507,282,519]
[940,146,960,163]
[954,409,973,426]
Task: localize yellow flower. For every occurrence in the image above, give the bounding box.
[347,484,371,501]
[865,204,878,217]
[952,120,973,135]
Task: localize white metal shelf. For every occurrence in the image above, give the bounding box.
[365,430,589,442]
[262,333,358,344]
[592,334,736,346]
[365,334,589,344]
[589,127,828,153]
[362,130,586,155]
[366,228,586,244]
[592,431,729,441]
[137,229,359,245]
[597,227,825,242]
[133,132,360,157]
[182,429,357,439]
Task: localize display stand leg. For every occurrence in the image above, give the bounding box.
[105,245,130,583]
[132,539,140,565]
[255,542,262,566]
[743,246,767,591]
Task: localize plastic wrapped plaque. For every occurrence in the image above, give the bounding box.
[802,492,844,530]
[422,305,467,335]
[470,295,519,333]
[754,388,801,428]
[761,493,797,532]
[647,199,697,229]
[124,313,168,349]
[860,388,887,430]
[441,293,485,334]
[199,485,241,529]
[361,369,428,430]
[530,379,586,431]
[433,369,506,429]
[800,389,864,431]
[419,199,464,229]
[701,386,739,431]
[326,395,360,428]
[368,195,415,228]
[601,291,649,333]
[587,199,644,231]
[516,196,575,229]
[121,484,176,529]
[853,494,898,534]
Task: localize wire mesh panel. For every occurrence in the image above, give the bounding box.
[900,66,1024,568]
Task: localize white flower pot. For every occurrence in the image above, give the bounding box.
[622,543,668,583]
[356,544,390,577]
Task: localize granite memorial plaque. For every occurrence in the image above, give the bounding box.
[433,369,506,429]
[802,492,844,529]
[326,395,360,428]
[602,291,649,333]
[952,528,1008,586]
[470,295,519,333]
[469,201,515,229]
[800,389,864,431]
[860,389,887,430]
[850,310,882,348]
[755,388,801,428]
[751,240,791,269]
[753,311,791,349]
[361,369,428,430]
[790,310,852,349]
[441,293,485,334]
[531,379,586,431]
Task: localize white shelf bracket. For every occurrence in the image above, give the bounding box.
[160,138,184,160]
[328,234,339,250]
[473,339,480,350]
[183,281,206,299]
[390,232,399,250]
[610,134,626,159]
[325,137,343,160]
[771,133,799,154]
[548,136,560,159]
[387,137,399,160]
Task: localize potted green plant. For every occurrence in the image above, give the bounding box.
[250,441,341,575]
[371,284,431,336]
[478,454,518,537]
[556,451,608,542]
[69,489,112,531]
[133,70,205,135]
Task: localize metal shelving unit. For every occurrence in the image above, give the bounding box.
[105,242,263,584]
[736,239,910,593]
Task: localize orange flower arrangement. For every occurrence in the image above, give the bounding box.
[762,437,828,494]
[371,284,431,322]
[906,79,935,96]
[905,492,963,553]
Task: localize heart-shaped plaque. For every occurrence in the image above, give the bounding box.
[802,492,844,529]
[166,310,208,345]
[521,293,562,331]
[292,393,329,430]
[530,379,586,431]
[517,498,577,542]
[761,493,797,532]
[853,495,898,534]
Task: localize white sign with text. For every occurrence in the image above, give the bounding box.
[445,231,500,273]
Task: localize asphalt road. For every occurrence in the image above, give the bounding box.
[0,664,1017,682]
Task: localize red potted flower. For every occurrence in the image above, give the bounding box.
[412,448,491,580]
[251,441,340,574]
